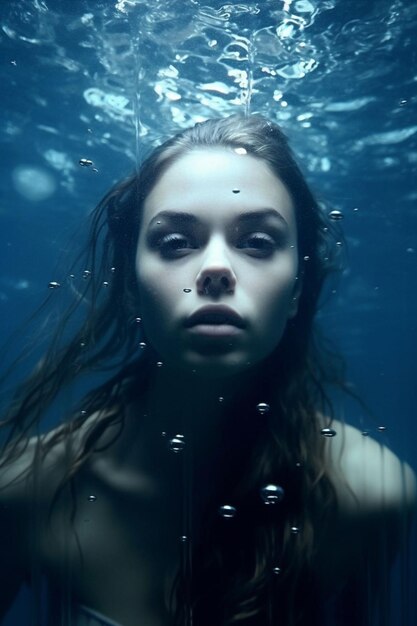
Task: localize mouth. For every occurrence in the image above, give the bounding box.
[185,306,246,330]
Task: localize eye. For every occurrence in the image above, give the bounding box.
[156,233,196,259]
[237,233,277,258]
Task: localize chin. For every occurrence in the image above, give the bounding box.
[174,351,261,380]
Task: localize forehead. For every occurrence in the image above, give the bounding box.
[142,148,296,230]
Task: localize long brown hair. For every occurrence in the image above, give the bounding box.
[1,115,346,625]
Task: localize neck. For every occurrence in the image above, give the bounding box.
[118,361,269,479]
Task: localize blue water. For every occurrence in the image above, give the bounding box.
[0,0,416,623]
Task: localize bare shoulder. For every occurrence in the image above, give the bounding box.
[325,419,417,514]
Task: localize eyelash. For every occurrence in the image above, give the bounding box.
[155,232,279,259]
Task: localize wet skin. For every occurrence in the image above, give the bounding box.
[135,147,302,378]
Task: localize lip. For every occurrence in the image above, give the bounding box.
[185,305,246,329]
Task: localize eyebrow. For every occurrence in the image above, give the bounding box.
[148,208,289,228]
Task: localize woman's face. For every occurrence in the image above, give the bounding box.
[135,147,301,377]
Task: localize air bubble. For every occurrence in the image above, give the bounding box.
[232,189,240,194]
[169,435,185,453]
[256,402,270,415]
[82,270,91,279]
[234,147,247,155]
[80,410,87,416]
[291,526,300,534]
[329,210,344,221]
[48,281,61,289]
[353,207,359,212]
[180,535,188,542]
[272,566,281,575]
[377,425,387,432]
[219,396,224,403]
[88,495,97,502]
[135,317,142,324]
[102,281,109,287]
[336,241,343,247]
[295,462,302,467]
[260,484,285,505]
[362,431,369,436]
[156,361,163,367]
[303,255,310,261]
[110,267,116,273]
[183,288,192,293]
[79,158,93,167]
[139,342,146,350]
[218,505,236,518]
[321,427,337,437]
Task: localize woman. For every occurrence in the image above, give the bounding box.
[0,115,415,626]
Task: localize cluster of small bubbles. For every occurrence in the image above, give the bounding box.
[234,147,247,155]
[361,431,369,437]
[232,189,241,194]
[135,317,142,324]
[260,484,285,505]
[88,495,97,502]
[291,526,300,534]
[139,342,146,350]
[272,566,281,575]
[218,504,237,518]
[48,281,61,289]
[79,158,94,167]
[256,402,270,415]
[169,434,185,453]
[303,255,310,261]
[329,210,344,221]
[82,270,91,279]
[156,361,163,367]
[320,427,337,438]
[102,281,109,287]
[218,396,224,403]
[377,425,387,432]
[183,288,192,293]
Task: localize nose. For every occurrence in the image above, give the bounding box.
[196,238,237,297]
